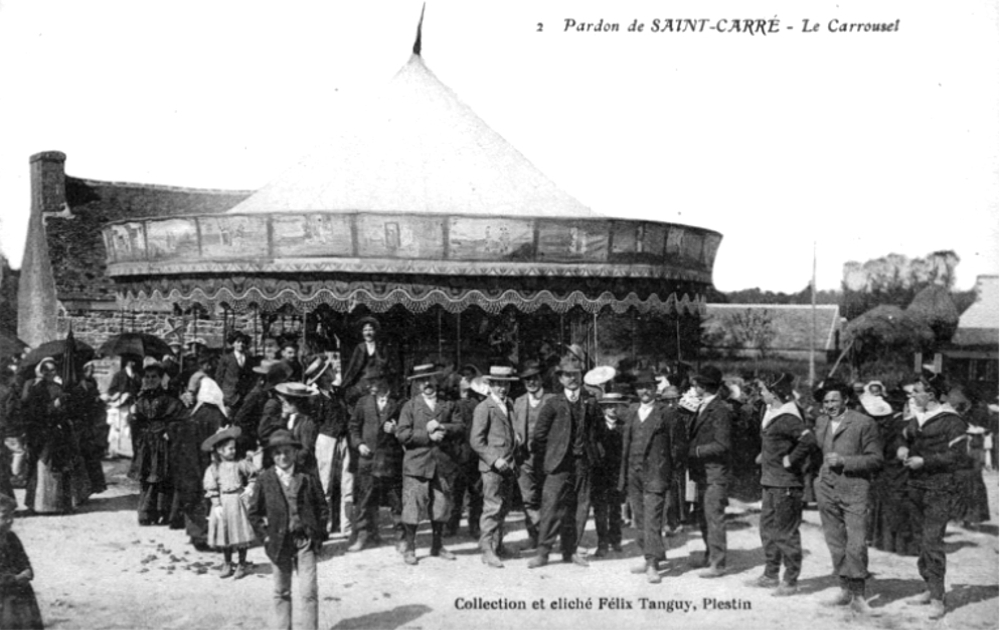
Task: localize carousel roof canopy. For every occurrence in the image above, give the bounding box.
[228,52,597,219]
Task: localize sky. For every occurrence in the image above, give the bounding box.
[0,0,997,293]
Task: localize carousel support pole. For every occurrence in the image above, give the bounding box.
[593,311,599,367]
[437,307,443,363]
[222,306,230,350]
[456,311,462,368]
[253,305,259,357]
[675,317,682,362]
[301,307,307,355]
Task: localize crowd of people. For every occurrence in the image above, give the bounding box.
[0,314,996,629]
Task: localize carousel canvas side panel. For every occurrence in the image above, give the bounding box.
[356,214,445,260]
[271,213,353,258]
[536,219,609,263]
[144,218,200,262]
[103,221,147,263]
[447,216,535,262]
[197,215,269,259]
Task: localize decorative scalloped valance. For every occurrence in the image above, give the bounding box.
[117,283,705,317]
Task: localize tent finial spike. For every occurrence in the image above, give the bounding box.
[413,3,426,56]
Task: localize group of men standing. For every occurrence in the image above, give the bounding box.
[187,314,972,622]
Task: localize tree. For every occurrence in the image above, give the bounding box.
[844,305,934,371]
[841,250,961,320]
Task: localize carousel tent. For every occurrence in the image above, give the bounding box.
[231,54,597,219]
[101,27,722,370]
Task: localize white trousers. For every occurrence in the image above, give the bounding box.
[315,434,354,533]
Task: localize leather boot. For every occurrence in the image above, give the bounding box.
[402,524,418,565]
[646,560,662,584]
[430,522,456,560]
[347,530,369,553]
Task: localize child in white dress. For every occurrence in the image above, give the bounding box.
[202,426,257,579]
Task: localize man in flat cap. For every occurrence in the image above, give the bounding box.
[527,355,601,569]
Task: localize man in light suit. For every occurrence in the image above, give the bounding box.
[527,355,601,569]
[396,364,464,565]
[813,380,883,615]
[512,359,554,551]
[470,366,520,568]
[688,365,732,577]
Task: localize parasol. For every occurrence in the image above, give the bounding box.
[99,332,173,359]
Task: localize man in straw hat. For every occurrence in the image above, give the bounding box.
[396,364,464,565]
[512,359,553,551]
[618,369,685,583]
[687,364,732,577]
[527,354,601,569]
[305,355,354,538]
[273,383,320,478]
[234,359,292,458]
[898,372,970,620]
[470,365,520,568]
[248,429,328,630]
[812,379,883,615]
[348,370,404,553]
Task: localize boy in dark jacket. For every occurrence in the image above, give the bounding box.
[249,429,329,630]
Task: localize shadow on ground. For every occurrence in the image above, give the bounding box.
[331,604,432,630]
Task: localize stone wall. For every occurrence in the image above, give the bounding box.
[55,306,262,353]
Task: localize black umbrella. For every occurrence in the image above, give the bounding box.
[98,332,173,359]
[21,337,96,375]
[62,328,81,388]
[0,330,27,358]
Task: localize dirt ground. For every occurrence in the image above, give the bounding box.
[9,461,999,630]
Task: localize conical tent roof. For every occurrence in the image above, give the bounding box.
[229,54,597,218]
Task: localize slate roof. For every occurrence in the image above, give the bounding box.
[45,177,251,302]
[704,303,842,352]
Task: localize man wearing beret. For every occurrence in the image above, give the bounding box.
[687,365,732,577]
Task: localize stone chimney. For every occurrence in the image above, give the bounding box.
[18,151,64,347]
[30,151,67,213]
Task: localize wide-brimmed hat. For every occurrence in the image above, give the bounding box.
[485,366,519,382]
[633,368,657,387]
[275,382,318,398]
[356,316,381,334]
[598,389,630,405]
[584,366,616,386]
[692,366,723,388]
[304,356,333,385]
[407,363,443,381]
[167,339,183,349]
[519,360,543,379]
[555,355,584,375]
[186,337,207,348]
[265,429,303,450]
[201,426,241,452]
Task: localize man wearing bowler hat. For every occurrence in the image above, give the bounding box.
[512,359,553,550]
[527,354,601,569]
[470,365,520,568]
[619,369,683,583]
[688,364,732,577]
[396,364,464,565]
